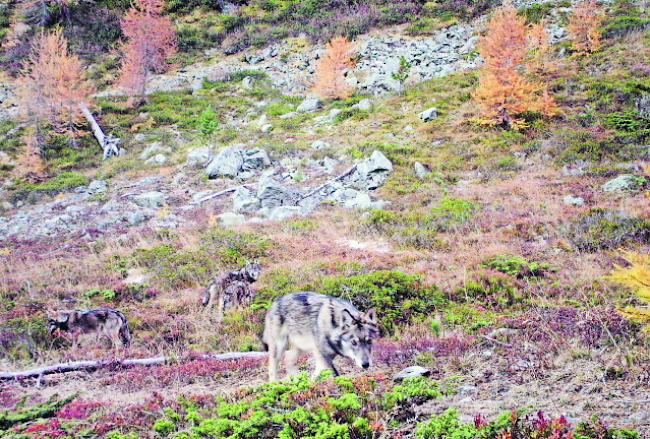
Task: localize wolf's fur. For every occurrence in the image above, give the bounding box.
[48,308,132,351]
[202,263,261,319]
[262,292,379,382]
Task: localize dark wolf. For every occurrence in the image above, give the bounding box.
[48,308,132,351]
[202,263,261,320]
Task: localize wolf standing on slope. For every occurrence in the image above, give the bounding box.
[202,263,261,321]
[262,292,380,382]
[48,308,132,351]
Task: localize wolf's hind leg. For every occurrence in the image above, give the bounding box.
[284,348,300,377]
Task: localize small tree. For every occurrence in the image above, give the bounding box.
[607,252,650,330]
[391,56,411,96]
[313,36,356,100]
[118,0,177,106]
[473,3,558,129]
[568,0,605,54]
[17,28,120,158]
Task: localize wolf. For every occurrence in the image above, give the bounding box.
[262,292,380,382]
[48,308,132,351]
[202,263,261,320]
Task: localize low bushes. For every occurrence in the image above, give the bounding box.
[563,209,650,252]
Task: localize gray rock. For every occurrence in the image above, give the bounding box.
[233,186,261,213]
[257,177,303,209]
[327,108,342,121]
[139,142,171,160]
[127,210,151,226]
[458,385,478,397]
[602,174,645,192]
[347,150,393,190]
[267,206,306,221]
[343,191,373,210]
[206,146,245,179]
[393,366,431,382]
[353,99,374,111]
[297,98,323,113]
[414,162,431,180]
[132,191,166,208]
[419,107,438,122]
[218,212,246,227]
[187,147,213,168]
[279,111,298,119]
[563,195,585,206]
[637,93,650,119]
[242,148,271,171]
[241,76,255,89]
[145,154,168,166]
[311,140,330,150]
[87,180,108,194]
[260,123,274,133]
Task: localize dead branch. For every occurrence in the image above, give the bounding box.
[0,351,267,381]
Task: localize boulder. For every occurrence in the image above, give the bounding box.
[414,162,431,180]
[311,140,330,150]
[602,174,645,192]
[393,366,431,382]
[327,108,342,122]
[187,147,213,168]
[347,150,393,190]
[233,186,261,213]
[257,177,303,209]
[297,98,323,113]
[343,191,373,210]
[563,195,585,206]
[241,76,255,89]
[132,191,166,208]
[353,99,374,111]
[206,146,245,178]
[267,206,306,221]
[637,93,650,119]
[139,142,171,160]
[419,107,438,122]
[279,111,298,119]
[260,123,274,133]
[218,212,246,227]
[87,180,108,194]
[242,148,271,171]
[145,154,168,166]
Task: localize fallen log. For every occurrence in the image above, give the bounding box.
[0,351,267,381]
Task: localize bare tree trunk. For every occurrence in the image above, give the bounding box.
[79,104,121,160]
[0,351,267,381]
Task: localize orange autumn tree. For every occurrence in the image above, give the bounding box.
[17,28,121,159]
[473,3,559,129]
[568,0,605,53]
[313,36,356,100]
[118,0,177,106]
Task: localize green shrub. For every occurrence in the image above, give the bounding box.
[384,377,443,409]
[199,106,220,136]
[318,270,444,333]
[564,209,650,252]
[15,172,89,196]
[457,272,523,308]
[201,228,272,266]
[416,408,481,439]
[483,255,550,278]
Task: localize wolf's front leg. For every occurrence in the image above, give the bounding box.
[284,348,300,377]
[311,349,338,379]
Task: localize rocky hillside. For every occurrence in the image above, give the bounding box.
[1,0,649,438]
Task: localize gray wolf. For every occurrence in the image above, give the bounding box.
[262,292,379,382]
[202,263,261,320]
[48,308,132,351]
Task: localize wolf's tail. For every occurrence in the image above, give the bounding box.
[117,311,132,348]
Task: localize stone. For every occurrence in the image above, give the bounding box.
[87,180,108,194]
[139,142,171,160]
[186,147,213,168]
[218,212,246,227]
[343,191,373,210]
[241,76,255,89]
[257,177,303,209]
[602,174,645,192]
[419,107,438,122]
[327,108,342,121]
[127,210,151,226]
[279,111,298,119]
[354,99,374,111]
[206,146,245,178]
[260,123,274,133]
[311,140,330,150]
[563,195,585,206]
[393,366,431,382]
[145,154,168,166]
[267,206,306,221]
[348,150,393,190]
[297,98,323,113]
[132,191,166,208]
[637,93,650,119]
[124,268,152,286]
[233,186,261,213]
[242,148,271,171]
[414,162,431,180]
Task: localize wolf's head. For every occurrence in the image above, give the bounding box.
[48,312,70,335]
[338,308,380,369]
[243,262,262,282]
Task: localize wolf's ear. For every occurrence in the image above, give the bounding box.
[365,308,377,324]
[341,309,355,328]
